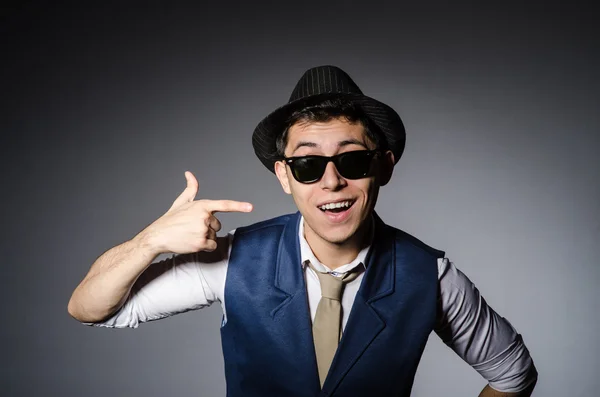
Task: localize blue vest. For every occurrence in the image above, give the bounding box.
[220,212,444,397]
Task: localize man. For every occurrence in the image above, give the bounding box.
[68,66,537,396]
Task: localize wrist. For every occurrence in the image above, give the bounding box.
[134,226,164,256]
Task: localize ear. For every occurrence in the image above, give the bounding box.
[274,160,292,194]
[378,150,395,186]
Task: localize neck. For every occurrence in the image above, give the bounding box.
[304,217,372,270]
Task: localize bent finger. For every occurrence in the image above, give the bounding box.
[203,239,218,252]
[206,227,217,242]
[208,215,222,232]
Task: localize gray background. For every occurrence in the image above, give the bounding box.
[2,2,598,396]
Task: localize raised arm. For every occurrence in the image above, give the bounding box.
[67,171,252,324]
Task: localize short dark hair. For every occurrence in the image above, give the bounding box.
[275,97,386,158]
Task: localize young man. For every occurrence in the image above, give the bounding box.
[68,66,537,396]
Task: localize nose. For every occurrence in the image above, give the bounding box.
[319,160,347,191]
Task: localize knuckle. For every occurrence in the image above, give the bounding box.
[199,213,210,223]
[204,240,217,252]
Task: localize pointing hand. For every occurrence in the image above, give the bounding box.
[146,171,253,254]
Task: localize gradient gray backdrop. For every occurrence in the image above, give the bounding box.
[2,2,598,396]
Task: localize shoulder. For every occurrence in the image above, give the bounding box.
[227,213,297,266]
[233,212,297,236]
[384,221,446,259]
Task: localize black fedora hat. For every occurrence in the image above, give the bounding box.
[252,65,406,173]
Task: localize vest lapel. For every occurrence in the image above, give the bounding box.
[272,212,321,393]
[322,212,396,395]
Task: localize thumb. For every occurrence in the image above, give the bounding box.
[168,171,198,211]
[184,171,199,198]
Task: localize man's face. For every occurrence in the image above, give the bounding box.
[274,117,394,247]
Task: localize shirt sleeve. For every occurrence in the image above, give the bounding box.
[82,232,233,329]
[434,258,538,393]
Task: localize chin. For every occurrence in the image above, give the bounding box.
[318,226,358,245]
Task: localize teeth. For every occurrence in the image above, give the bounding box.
[319,201,352,210]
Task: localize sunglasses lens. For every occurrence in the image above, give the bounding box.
[337,151,374,179]
[291,157,326,183]
[287,151,377,183]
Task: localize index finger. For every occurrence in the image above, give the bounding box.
[202,200,253,213]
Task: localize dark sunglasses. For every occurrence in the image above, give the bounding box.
[282,150,380,184]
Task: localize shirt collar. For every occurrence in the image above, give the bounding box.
[298,214,374,274]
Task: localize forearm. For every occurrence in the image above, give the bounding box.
[478,380,536,397]
[67,229,162,322]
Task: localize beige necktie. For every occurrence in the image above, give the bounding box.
[307,261,361,387]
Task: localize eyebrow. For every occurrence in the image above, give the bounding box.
[291,139,368,155]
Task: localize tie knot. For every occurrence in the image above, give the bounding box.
[307,261,360,300]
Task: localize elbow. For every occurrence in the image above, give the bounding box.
[520,348,539,392]
[510,358,538,396]
[67,283,92,322]
[525,363,539,392]
[67,294,91,322]
[513,374,537,397]
[67,292,110,323]
[67,291,82,320]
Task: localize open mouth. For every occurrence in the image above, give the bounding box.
[318,200,355,214]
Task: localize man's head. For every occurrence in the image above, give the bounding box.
[274,98,395,248]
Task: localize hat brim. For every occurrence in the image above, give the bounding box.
[252,92,406,173]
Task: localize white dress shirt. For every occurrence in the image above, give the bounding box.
[86,216,537,393]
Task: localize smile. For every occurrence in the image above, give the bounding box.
[318,199,355,212]
[318,200,354,211]
[316,199,357,224]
